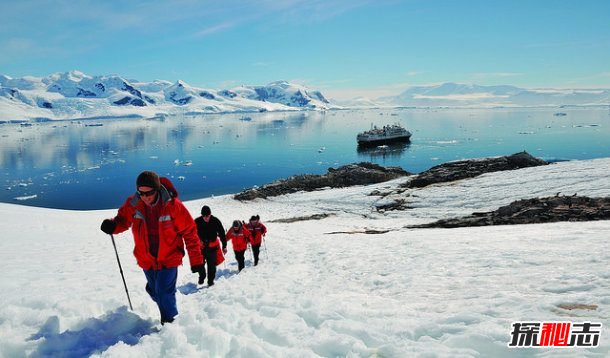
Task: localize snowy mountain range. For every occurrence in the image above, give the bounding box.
[2,71,609,121]
[377,82,610,108]
[0,71,335,121]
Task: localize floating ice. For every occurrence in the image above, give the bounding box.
[14,194,37,201]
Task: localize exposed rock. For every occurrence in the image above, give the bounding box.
[375,199,411,212]
[325,229,391,235]
[234,162,410,201]
[408,196,610,228]
[113,96,147,106]
[557,303,598,311]
[404,151,548,189]
[269,213,335,223]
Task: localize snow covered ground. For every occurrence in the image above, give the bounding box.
[1,158,609,357]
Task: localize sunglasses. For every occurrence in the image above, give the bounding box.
[138,189,157,197]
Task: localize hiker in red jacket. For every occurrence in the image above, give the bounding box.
[245,215,267,266]
[100,171,204,325]
[226,220,252,272]
[194,205,227,287]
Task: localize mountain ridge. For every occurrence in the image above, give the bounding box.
[0,71,337,121]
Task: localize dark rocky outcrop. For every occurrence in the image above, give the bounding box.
[375,198,411,212]
[404,151,548,189]
[168,92,193,105]
[121,81,143,99]
[408,196,610,228]
[76,88,96,97]
[325,229,391,235]
[234,162,410,201]
[269,213,335,223]
[113,96,131,105]
[199,91,215,100]
[219,90,237,98]
[113,96,147,106]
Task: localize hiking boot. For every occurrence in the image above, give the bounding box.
[161,317,174,325]
[198,274,205,285]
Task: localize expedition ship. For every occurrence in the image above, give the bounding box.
[357,124,412,146]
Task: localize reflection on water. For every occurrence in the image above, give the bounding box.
[357,142,411,160]
[1,107,609,209]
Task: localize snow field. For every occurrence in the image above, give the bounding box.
[0,157,609,356]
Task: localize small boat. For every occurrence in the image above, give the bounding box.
[554,112,567,117]
[357,123,412,146]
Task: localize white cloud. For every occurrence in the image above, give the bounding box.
[193,21,238,37]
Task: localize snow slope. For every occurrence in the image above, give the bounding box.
[1,158,609,356]
[0,71,338,122]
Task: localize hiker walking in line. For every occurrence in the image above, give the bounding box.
[226,220,252,272]
[194,205,227,286]
[100,171,204,325]
[245,215,267,266]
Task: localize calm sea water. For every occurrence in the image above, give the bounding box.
[1,107,609,210]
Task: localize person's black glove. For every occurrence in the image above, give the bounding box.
[191,264,205,274]
[101,219,116,235]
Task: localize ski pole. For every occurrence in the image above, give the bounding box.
[248,244,254,264]
[110,234,134,311]
[263,235,269,260]
[220,246,227,270]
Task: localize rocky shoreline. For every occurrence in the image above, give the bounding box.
[408,196,610,228]
[235,151,549,202]
[233,152,609,228]
[403,151,548,189]
[234,162,410,201]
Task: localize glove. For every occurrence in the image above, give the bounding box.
[191,264,205,274]
[101,219,116,235]
[222,247,228,255]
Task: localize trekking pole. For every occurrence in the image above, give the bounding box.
[220,246,227,270]
[262,235,269,260]
[109,234,134,311]
[248,244,254,264]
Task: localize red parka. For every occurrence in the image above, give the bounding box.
[245,222,267,246]
[226,226,252,252]
[111,186,203,270]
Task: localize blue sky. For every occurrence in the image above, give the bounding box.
[1,0,609,99]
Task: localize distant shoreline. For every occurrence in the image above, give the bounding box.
[1,104,608,124]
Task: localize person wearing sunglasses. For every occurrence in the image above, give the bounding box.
[100,171,205,325]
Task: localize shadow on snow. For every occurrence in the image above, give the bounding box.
[177,264,252,295]
[28,306,158,357]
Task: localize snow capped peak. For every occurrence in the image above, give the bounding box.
[47,70,91,83]
[266,80,292,88]
[229,81,332,109]
[67,70,88,81]
[174,79,189,87]
[0,71,338,121]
